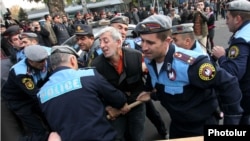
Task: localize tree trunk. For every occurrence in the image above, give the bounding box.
[47,0,66,17]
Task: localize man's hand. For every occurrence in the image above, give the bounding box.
[211,46,226,59]
[48,132,61,141]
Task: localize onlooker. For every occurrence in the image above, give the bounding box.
[2,25,25,63]
[132,8,140,24]
[44,14,57,45]
[212,0,250,125]
[73,11,85,25]
[38,45,127,140]
[91,26,146,141]
[180,2,190,23]
[141,7,149,21]
[52,14,70,45]
[193,0,209,48]
[205,6,216,51]
[1,45,51,141]
[1,24,24,141]
[168,8,181,26]
[135,14,243,139]
[32,21,52,47]
[62,15,74,36]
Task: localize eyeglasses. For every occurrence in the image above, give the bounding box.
[136,23,166,33]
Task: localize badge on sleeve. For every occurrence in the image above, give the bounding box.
[22,78,34,90]
[228,45,239,59]
[198,63,216,81]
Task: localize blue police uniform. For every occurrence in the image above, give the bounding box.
[218,21,250,124]
[1,58,50,140]
[37,66,127,141]
[125,37,167,138]
[144,44,243,138]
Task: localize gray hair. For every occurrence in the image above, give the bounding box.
[98,26,122,42]
[49,53,72,70]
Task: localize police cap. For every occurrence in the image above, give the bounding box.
[2,25,21,36]
[172,23,194,34]
[226,0,250,12]
[135,15,172,34]
[74,24,93,36]
[24,45,49,62]
[110,16,129,26]
[51,45,79,58]
[19,32,38,39]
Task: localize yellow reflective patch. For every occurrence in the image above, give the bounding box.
[228,45,239,59]
[198,63,216,81]
[22,78,34,90]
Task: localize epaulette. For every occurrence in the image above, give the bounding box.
[173,52,196,65]
[79,67,96,70]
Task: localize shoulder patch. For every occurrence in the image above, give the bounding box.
[198,63,216,81]
[22,78,34,90]
[173,52,196,65]
[228,45,239,59]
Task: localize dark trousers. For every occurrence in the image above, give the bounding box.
[146,100,167,136]
[6,101,50,141]
[1,99,24,141]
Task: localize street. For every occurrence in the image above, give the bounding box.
[144,17,232,141]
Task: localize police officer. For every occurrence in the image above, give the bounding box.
[19,32,51,54]
[109,16,142,51]
[135,14,243,139]
[212,0,250,125]
[74,24,101,67]
[1,45,51,141]
[109,16,168,138]
[172,23,208,55]
[37,45,127,140]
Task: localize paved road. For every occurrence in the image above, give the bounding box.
[144,17,232,141]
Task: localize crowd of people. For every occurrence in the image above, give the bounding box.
[1,0,250,141]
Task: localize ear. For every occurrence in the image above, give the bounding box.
[70,55,78,69]
[166,36,173,44]
[185,38,191,46]
[117,39,122,47]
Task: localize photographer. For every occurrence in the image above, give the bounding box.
[31,21,52,47]
[4,9,19,28]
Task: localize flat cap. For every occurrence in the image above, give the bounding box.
[51,45,79,58]
[2,25,21,36]
[19,32,38,39]
[110,16,129,25]
[226,0,250,12]
[135,15,172,34]
[172,23,194,34]
[24,45,49,62]
[74,24,93,36]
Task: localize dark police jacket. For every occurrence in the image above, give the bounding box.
[91,47,145,104]
[218,21,250,115]
[37,67,127,141]
[144,45,243,126]
[1,59,50,111]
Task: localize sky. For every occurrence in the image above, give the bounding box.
[2,0,45,9]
